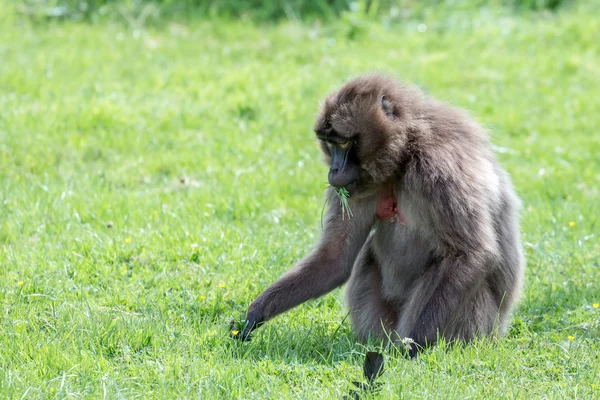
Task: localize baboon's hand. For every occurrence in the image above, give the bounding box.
[394,337,420,359]
[230,310,262,341]
[407,345,419,359]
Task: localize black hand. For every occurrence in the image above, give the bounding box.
[407,345,419,359]
[230,309,263,341]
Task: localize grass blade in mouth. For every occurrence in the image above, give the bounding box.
[335,186,353,219]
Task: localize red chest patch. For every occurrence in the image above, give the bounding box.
[376,188,407,225]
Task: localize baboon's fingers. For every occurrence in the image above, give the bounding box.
[230,310,262,341]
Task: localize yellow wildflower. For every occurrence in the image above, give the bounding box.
[231,330,240,336]
[200,295,206,301]
[593,303,599,308]
[17,281,23,286]
[125,237,132,243]
[219,283,226,288]
[568,335,574,340]
[568,221,576,227]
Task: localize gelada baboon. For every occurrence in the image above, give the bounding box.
[232,74,524,356]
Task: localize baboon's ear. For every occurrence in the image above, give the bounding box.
[381,95,394,117]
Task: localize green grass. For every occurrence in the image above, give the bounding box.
[1,1,599,398]
[335,187,353,219]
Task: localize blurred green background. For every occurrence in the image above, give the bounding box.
[15,0,569,20]
[1,0,599,398]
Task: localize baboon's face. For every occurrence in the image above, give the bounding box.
[314,85,399,195]
[317,127,360,193]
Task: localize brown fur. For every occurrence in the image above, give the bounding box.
[235,74,524,355]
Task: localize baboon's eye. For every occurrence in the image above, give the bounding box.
[339,141,351,149]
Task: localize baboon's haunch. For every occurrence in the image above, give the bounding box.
[233,75,524,357]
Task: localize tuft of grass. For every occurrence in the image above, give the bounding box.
[335,186,353,219]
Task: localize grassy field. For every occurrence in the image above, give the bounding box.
[1,1,599,398]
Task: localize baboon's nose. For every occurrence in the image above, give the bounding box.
[329,170,353,188]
